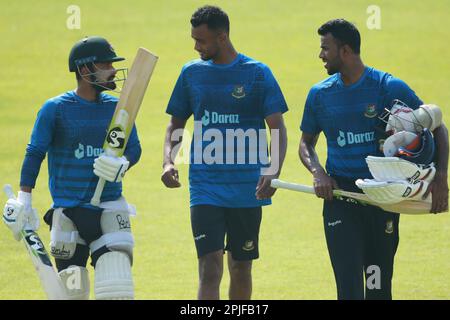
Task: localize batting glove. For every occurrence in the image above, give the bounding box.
[3,191,39,241]
[93,155,129,183]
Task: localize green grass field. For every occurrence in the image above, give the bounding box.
[0,0,449,299]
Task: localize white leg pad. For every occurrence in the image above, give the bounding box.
[58,266,90,300]
[94,251,134,300]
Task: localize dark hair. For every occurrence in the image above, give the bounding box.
[318,19,361,54]
[190,5,229,33]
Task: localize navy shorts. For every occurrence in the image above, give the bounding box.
[190,205,262,261]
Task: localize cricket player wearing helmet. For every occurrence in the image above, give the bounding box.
[299,19,448,299]
[162,6,288,300]
[2,36,141,299]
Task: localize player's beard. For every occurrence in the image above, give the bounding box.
[325,56,343,75]
[199,50,213,61]
[199,54,210,61]
[90,74,117,93]
[199,43,220,61]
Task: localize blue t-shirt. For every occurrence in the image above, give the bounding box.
[300,66,422,179]
[166,53,288,207]
[20,91,142,208]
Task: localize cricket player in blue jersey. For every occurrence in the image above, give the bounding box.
[162,6,288,300]
[299,19,449,299]
[2,36,141,299]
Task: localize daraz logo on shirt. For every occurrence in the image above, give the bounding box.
[74,143,103,159]
[201,109,240,127]
[337,130,375,147]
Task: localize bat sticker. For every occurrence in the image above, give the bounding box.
[106,127,126,148]
[23,230,53,266]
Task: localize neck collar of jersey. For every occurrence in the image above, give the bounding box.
[337,66,370,89]
[208,53,242,68]
[71,90,105,105]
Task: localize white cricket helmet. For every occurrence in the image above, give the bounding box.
[379,99,442,134]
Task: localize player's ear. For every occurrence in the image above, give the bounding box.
[338,45,347,59]
[75,66,87,82]
[342,44,354,57]
[217,30,227,43]
[78,65,89,76]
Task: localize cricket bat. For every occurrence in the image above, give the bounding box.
[90,48,158,206]
[271,179,434,215]
[3,185,67,300]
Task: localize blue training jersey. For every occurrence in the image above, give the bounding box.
[20,91,142,208]
[300,66,422,179]
[166,53,288,208]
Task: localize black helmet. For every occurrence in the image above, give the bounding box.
[69,36,124,72]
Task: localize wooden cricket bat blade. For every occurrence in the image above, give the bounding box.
[377,200,433,215]
[90,48,158,206]
[3,184,67,299]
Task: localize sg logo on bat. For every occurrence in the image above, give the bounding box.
[106,126,126,149]
[23,230,53,267]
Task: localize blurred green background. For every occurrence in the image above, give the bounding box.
[0,0,449,299]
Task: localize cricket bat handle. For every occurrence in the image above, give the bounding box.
[271,179,353,198]
[3,184,15,200]
[271,179,315,194]
[91,178,106,206]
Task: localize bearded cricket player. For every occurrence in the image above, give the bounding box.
[2,36,141,299]
[299,19,449,300]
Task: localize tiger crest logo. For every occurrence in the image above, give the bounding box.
[385,220,394,234]
[364,104,377,118]
[232,85,246,99]
[242,240,255,251]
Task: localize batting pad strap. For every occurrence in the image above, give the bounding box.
[89,208,134,261]
[89,231,134,256]
[94,251,134,300]
[50,229,86,245]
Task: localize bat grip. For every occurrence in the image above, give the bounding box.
[271,179,315,194]
[90,178,106,206]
